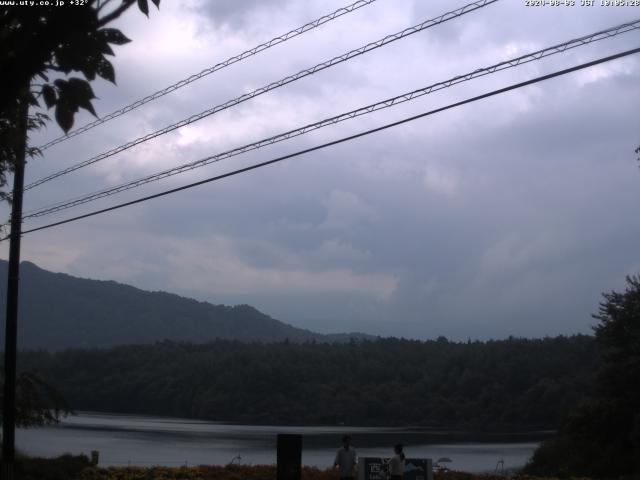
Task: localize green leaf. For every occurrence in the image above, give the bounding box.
[67,78,98,117]
[55,101,75,133]
[80,99,97,117]
[97,57,115,83]
[99,39,115,56]
[79,54,100,81]
[26,92,39,107]
[100,28,131,46]
[137,0,149,17]
[42,85,56,109]
[54,37,90,74]
[53,78,98,126]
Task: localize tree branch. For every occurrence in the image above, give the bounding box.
[97,0,136,27]
[96,0,116,13]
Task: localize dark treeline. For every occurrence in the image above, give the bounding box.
[525,275,640,478]
[18,335,597,429]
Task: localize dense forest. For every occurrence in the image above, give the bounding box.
[19,335,597,430]
[524,275,640,478]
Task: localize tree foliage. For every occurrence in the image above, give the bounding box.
[19,335,598,430]
[0,0,159,428]
[525,275,640,478]
[0,371,71,428]
[0,0,160,198]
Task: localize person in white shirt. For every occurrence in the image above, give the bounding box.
[334,434,357,480]
[387,444,405,480]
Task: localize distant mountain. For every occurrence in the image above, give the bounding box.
[0,260,370,350]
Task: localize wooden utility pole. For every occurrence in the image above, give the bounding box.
[2,97,28,480]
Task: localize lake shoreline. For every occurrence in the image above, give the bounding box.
[18,412,542,472]
[67,410,556,439]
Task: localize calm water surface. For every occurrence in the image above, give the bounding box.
[17,412,544,472]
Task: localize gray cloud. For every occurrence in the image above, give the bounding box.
[3,0,640,341]
[191,0,293,30]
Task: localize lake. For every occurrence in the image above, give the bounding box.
[17,412,546,472]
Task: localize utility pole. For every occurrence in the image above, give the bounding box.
[2,96,28,480]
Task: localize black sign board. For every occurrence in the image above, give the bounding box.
[276,434,302,480]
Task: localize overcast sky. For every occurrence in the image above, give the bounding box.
[2,0,639,340]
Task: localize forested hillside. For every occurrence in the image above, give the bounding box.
[19,335,597,429]
[0,260,366,349]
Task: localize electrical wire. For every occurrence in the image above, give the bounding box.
[24,0,498,191]
[21,18,640,220]
[10,46,639,240]
[36,0,380,151]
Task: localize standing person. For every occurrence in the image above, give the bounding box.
[334,434,357,480]
[388,444,405,480]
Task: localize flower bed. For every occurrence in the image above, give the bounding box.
[12,456,593,480]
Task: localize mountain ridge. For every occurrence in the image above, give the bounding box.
[0,260,372,350]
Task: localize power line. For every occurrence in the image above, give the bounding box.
[36,0,380,152]
[24,0,498,191]
[21,18,640,220]
[12,46,640,240]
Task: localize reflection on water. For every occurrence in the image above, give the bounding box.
[17,412,545,472]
